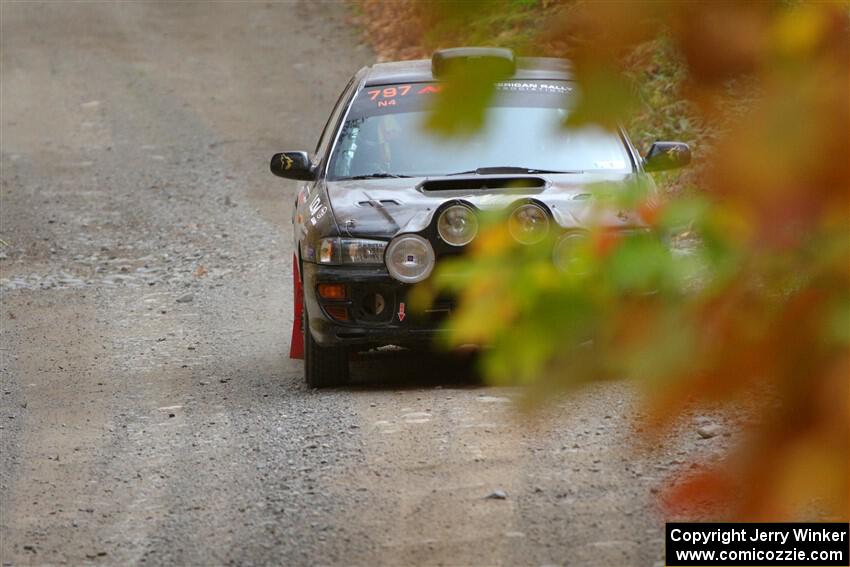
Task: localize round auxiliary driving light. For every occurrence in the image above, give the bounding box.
[385,234,435,283]
[553,232,589,273]
[508,203,550,244]
[437,205,478,246]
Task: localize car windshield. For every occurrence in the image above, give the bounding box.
[327,81,632,180]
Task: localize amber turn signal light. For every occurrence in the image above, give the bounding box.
[324,306,349,321]
[318,283,347,300]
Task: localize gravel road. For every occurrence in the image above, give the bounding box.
[0,3,730,566]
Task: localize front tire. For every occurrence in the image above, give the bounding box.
[304,306,350,388]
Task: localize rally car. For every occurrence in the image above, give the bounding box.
[271,47,690,387]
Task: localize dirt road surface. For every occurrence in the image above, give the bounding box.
[1,3,729,566]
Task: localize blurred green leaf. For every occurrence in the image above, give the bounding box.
[424,58,514,136]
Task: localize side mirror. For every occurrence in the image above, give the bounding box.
[643,141,691,172]
[270,151,315,181]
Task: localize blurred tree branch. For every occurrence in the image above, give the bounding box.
[359,0,849,520]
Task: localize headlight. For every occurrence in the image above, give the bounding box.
[437,204,478,246]
[508,203,550,244]
[318,238,386,265]
[385,234,435,283]
[553,232,589,273]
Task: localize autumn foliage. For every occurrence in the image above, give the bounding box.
[358,0,849,520]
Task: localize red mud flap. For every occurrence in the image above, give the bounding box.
[289,254,304,359]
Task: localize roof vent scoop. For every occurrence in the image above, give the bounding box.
[431,47,515,78]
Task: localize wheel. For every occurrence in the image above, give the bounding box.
[304,304,350,388]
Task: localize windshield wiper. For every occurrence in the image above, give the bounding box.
[445,166,584,176]
[346,173,412,180]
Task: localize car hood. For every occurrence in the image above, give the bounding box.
[326,173,648,238]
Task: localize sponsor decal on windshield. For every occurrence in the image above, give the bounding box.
[365,84,442,108]
[351,81,572,117]
[495,81,572,94]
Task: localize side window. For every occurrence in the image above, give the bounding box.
[330,117,365,178]
[314,74,358,160]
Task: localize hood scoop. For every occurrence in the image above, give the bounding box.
[419,176,546,193]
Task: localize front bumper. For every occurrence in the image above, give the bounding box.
[302,262,452,348]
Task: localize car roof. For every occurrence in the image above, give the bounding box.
[362,56,572,87]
